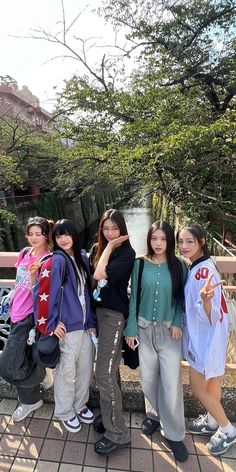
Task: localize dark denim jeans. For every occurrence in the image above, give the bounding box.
[0,314,45,404]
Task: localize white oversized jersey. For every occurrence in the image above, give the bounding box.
[183,257,228,380]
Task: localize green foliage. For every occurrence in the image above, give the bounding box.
[35,192,65,221]
[81,194,93,227]
[0,155,22,189]
[44,0,236,235]
[0,114,64,193]
[0,207,18,247]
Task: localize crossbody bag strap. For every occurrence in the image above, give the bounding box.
[136,258,144,318]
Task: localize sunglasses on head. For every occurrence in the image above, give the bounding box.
[27,217,46,224]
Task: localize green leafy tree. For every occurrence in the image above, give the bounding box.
[32,0,236,235]
[0,113,64,194]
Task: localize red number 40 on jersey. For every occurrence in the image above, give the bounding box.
[195,267,209,280]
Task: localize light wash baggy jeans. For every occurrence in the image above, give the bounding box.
[138,317,185,441]
[53,330,93,421]
[96,307,130,445]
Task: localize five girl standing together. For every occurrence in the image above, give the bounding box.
[0,211,235,460]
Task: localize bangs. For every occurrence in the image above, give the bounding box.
[54,222,71,237]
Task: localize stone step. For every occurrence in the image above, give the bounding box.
[1,363,235,421]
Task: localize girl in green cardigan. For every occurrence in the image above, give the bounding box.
[125,220,188,462]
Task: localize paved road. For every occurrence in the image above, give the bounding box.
[0,399,235,472]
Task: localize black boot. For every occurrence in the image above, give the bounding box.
[164,438,188,462]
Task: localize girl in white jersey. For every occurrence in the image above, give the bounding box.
[177,223,236,456]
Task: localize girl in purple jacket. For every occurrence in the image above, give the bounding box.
[33,219,96,433]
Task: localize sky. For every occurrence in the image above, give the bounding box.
[1,0,118,111]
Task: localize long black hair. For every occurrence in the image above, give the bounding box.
[53,219,91,289]
[146,220,184,304]
[176,222,210,257]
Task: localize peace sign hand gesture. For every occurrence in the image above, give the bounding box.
[200,274,225,301]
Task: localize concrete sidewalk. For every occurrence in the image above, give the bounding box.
[0,399,235,472]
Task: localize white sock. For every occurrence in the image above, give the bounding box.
[219,422,235,437]
[207,412,218,428]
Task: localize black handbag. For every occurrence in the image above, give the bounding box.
[32,332,60,369]
[123,258,144,369]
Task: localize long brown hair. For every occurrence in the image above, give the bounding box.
[92,209,130,267]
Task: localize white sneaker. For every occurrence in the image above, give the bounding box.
[41,368,54,390]
[77,407,94,424]
[62,416,81,433]
[12,400,43,422]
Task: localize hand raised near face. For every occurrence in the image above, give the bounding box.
[108,235,130,250]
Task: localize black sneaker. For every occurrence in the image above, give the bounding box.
[93,414,106,434]
[164,438,188,462]
[142,417,160,436]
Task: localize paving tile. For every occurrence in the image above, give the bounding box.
[107,446,130,470]
[33,403,54,419]
[39,438,64,461]
[198,455,224,471]
[123,411,131,428]
[0,399,18,415]
[61,440,86,464]
[152,432,169,451]
[131,448,153,472]
[222,444,236,459]
[59,465,82,472]
[67,423,89,442]
[107,470,129,472]
[26,418,49,437]
[5,418,30,436]
[153,450,177,471]
[84,468,106,472]
[0,453,14,471]
[131,412,145,428]
[183,434,196,454]
[131,428,152,449]
[193,435,211,455]
[46,420,67,440]
[10,457,36,471]
[17,436,44,459]
[35,460,59,472]
[84,443,107,468]
[176,454,200,472]
[0,414,10,433]
[0,434,22,456]
[221,457,236,471]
